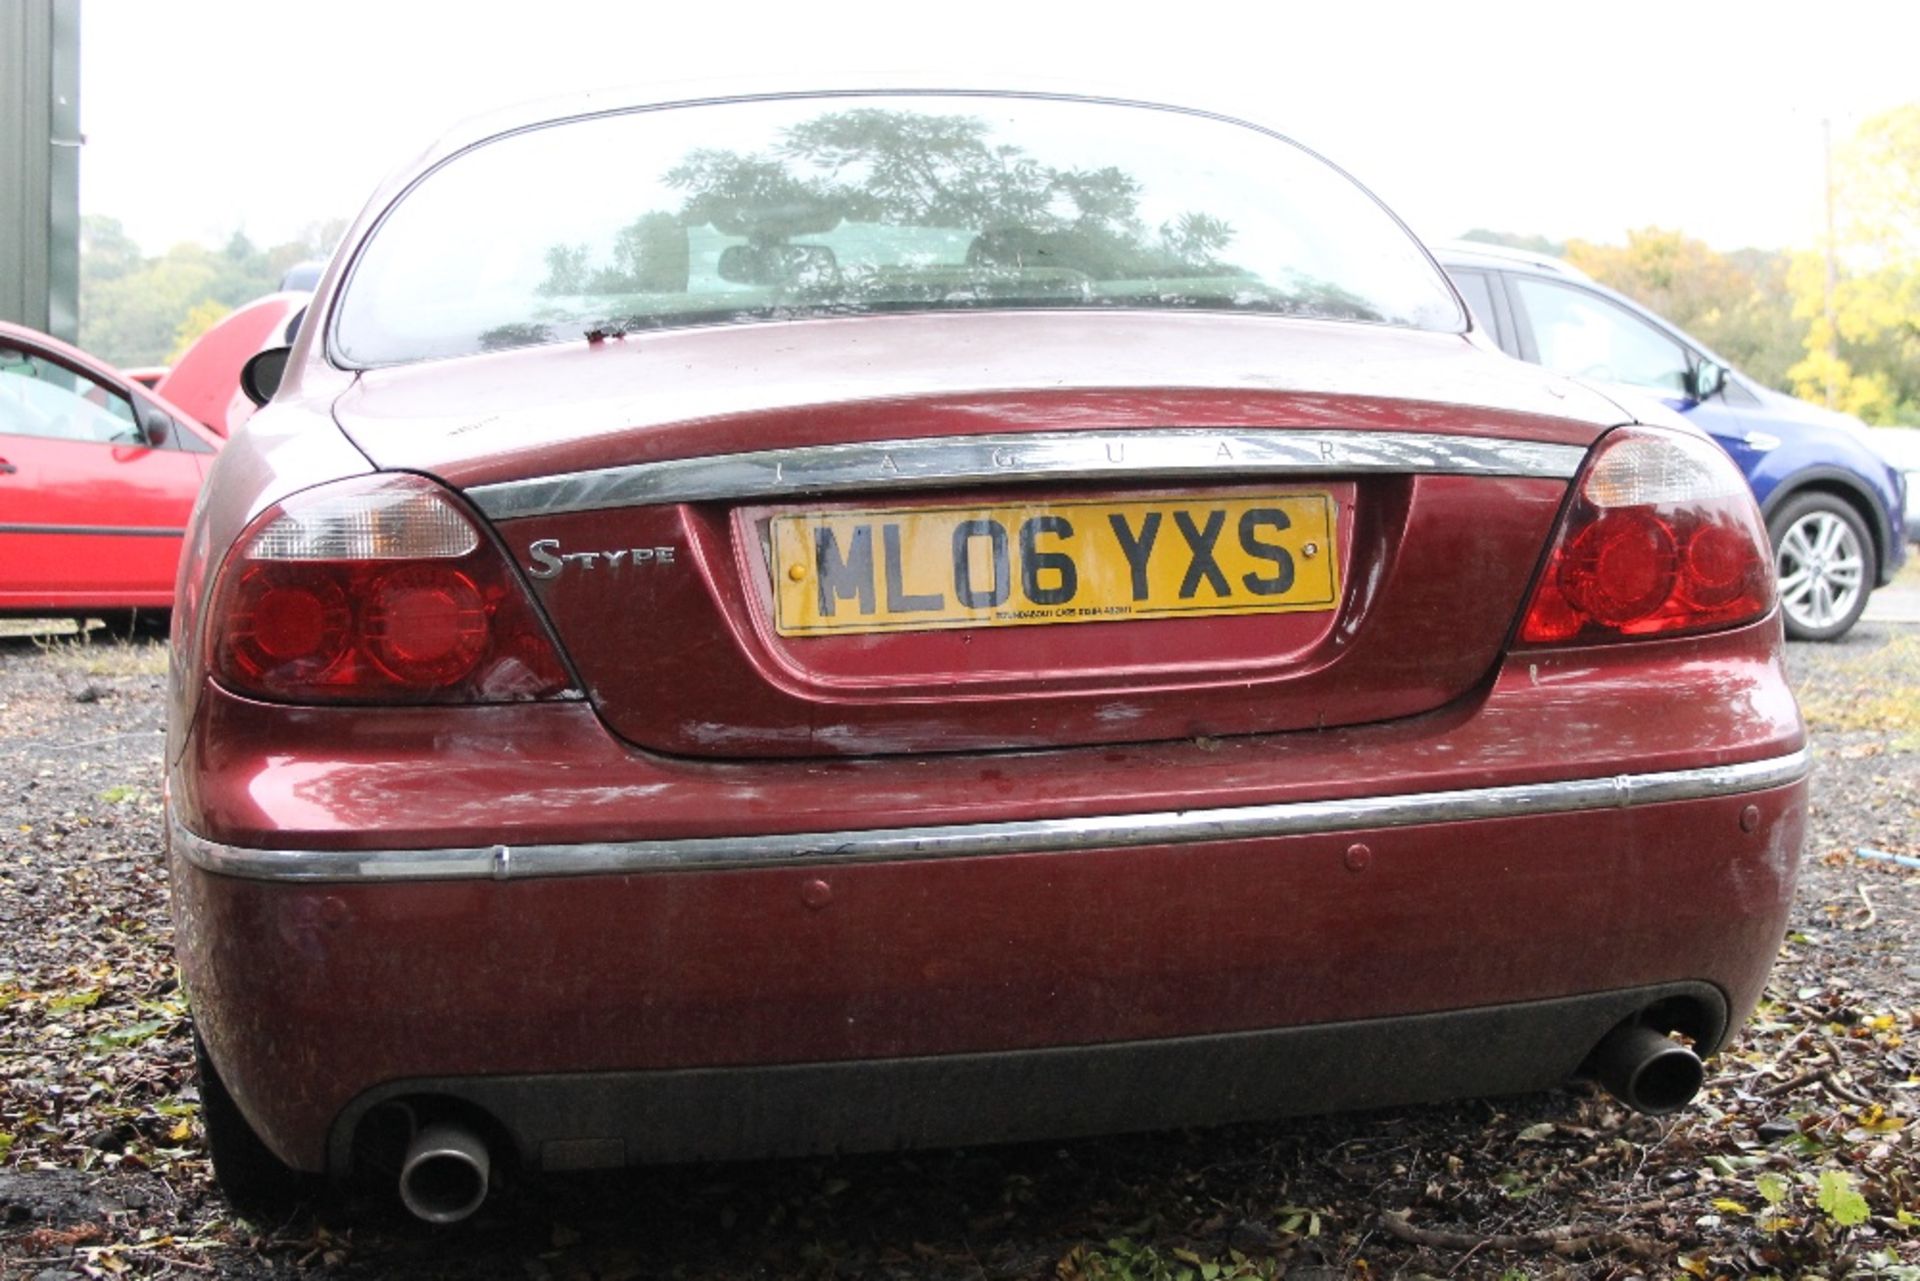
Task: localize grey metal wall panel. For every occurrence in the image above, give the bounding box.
[0,0,81,340]
[47,0,80,341]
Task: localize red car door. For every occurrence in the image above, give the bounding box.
[0,335,210,614]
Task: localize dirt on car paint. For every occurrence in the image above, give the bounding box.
[0,617,1914,1280]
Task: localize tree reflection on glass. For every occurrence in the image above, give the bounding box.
[519,107,1381,341]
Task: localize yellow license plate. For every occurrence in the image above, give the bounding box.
[771,492,1339,636]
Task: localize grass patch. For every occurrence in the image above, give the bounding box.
[1797,631,1920,738]
[34,631,170,679]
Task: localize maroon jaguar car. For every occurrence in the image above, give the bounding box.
[165,87,1806,1221]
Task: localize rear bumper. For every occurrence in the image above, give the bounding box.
[332,981,1726,1173]
[168,616,1809,1173]
[171,750,1807,882]
[169,757,1806,1173]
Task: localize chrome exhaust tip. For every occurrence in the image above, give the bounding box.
[398,1122,491,1224]
[1593,1021,1704,1115]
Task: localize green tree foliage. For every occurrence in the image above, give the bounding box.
[1785,105,1920,422]
[1717,248,1807,391]
[78,217,344,368]
[80,216,145,283]
[170,299,233,362]
[1566,228,1805,392]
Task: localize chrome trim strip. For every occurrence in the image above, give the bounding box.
[0,523,185,538]
[173,748,1809,884]
[468,430,1587,521]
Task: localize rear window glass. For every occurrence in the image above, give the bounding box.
[333,94,1464,366]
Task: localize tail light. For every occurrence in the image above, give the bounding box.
[207,474,573,703]
[1519,427,1775,645]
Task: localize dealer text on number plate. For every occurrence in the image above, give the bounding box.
[771,492,1339,636]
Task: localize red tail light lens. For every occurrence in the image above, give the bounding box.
[210,475,572,703]
[226,566,354,684]
[1519,428,1775,645]
[362,565,489,684]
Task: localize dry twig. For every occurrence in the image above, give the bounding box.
[1822,1071,1876,1108]
[1847,881,1879,930]
[1759,1067,1829,1098]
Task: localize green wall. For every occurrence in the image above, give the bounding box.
[1,0,81,341]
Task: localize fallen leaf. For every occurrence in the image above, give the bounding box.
[1817,1169,1870,1226]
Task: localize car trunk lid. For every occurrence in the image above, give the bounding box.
[333,312,1623,757]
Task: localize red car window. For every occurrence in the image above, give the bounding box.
[0,346,144,446]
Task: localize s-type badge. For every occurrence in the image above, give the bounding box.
[525,538,676,580]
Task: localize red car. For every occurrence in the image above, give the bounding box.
[166,88,1808,1222]
[0,322,221,625]
[155,291,311,439]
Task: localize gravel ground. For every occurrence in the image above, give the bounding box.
[0,613,1915,1280]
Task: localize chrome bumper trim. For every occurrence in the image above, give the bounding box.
[172,748,1809,884]
[467,429,1587,520]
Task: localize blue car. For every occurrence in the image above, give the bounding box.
[1438,241,1906,640]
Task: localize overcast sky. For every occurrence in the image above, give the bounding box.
[78,0,1920,257]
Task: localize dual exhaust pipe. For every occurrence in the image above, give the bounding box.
[398,1122,491,1224]
[387,1017,1704,1224]
[1591,1020,1705,1115]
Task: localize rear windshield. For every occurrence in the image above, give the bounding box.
[333,94,1464,366]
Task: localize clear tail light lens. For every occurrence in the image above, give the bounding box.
[208,474,573,703]
[1519,427,1775,645]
